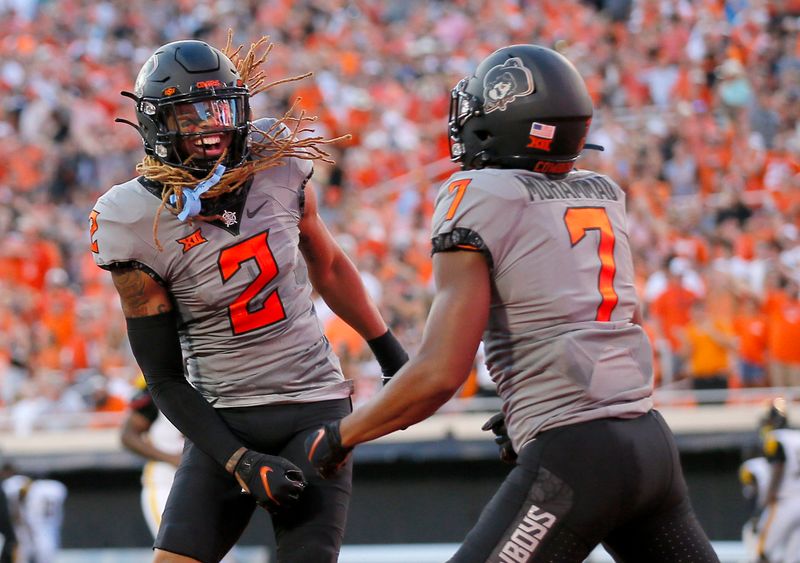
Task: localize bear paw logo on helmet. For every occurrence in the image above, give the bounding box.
[482,58,534,114]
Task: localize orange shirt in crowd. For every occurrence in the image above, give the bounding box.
[95,394,127,414]
[458,367,480,399]
[734,232,756,261]
[650,284,698,351]
[683,321,734,377]
[22,239,62,291]
[627,176,671,219]
[764,291,800,364]
[704,283,736,328]
[324,315,367,360]
[732,313,767,366]
[6,143,45,192]
[30,342,62,373]
[90,392,129,428]
[771,186,800,215]
[40,290,77,347]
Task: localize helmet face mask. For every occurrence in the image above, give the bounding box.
[128,40,251,175]
[448,44,594,174]
[160,96,248,168]
[448,77,482,163]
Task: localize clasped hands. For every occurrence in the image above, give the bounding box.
[229,423,352,513]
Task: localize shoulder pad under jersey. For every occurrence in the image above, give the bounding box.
[430,169,525,267]
[90,179,163,274]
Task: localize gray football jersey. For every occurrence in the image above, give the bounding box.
[431,168,653,451]
[91,119,350,407]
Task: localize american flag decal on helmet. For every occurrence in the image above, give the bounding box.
[530,122,555,139]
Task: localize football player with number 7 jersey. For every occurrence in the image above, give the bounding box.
[90,36,406,563]
[304,44,719,562]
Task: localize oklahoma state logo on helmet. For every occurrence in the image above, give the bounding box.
[483,58,534,114]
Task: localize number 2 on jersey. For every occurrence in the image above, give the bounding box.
[218,231,286,335]
[563,207,618,321]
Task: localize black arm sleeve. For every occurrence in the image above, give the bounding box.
[126,311,243,469]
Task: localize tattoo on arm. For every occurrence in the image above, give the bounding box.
[111,268,172,318]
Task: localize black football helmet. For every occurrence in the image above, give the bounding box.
[120,40,250,174]
[449,44,594,174]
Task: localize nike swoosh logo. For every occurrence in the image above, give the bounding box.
[260,466,277,505]
[307,428,326,462]
[246,200,269,219]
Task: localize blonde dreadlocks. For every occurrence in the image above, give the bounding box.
[140,30,348,250]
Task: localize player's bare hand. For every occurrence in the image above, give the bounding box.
[233,450,306,513]
[304,421,353,478]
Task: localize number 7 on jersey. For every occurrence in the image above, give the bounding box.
[563,207,619,322]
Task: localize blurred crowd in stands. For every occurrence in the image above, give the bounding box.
[0,0,799,433]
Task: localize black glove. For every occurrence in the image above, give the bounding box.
[367,329,409,384]
[304,420,353,479]
[482,412,517,465]
[233,449,306,513]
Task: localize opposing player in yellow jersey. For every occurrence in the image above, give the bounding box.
[751,399,800,563]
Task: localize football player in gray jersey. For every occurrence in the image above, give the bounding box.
[306,45,720,562]
[90,37,406,563]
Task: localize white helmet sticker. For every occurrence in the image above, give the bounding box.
[482,57,534,114]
